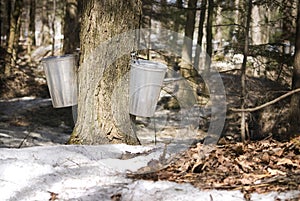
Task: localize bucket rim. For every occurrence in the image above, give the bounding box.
[131,59,167,71]
[41,54,75,63]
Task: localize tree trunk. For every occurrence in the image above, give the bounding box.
[5,0,12,47]
[4,0,23,77]
[289,0,300,133]
[240,0,252,142]
[69,0,142,145]
[41,0,51,46]
[281,0,295,42]
[171,0,183,48]
[206,0,213,64]
[194,0,207,69]
[29,0,36,46]
[181,0,197,64]
[51,0,56,56]
[63,0,80,54]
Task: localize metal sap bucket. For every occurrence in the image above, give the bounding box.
[129,60,167,117]
[42,54,78,108]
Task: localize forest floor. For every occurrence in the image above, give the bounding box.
[0,51,300,200]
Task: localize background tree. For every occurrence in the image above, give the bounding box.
[194,0,207,69]
[4,0,23,77]
[181,0,197,64]
[29,0,36,46]
[69,0,142,145]
[240,0,252,142]
[62,0,80,54]
[205,0,213,64]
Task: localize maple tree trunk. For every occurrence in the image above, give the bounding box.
[69,0,142,145]
[289,0,300,133]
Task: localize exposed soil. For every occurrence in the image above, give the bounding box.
[0,97,74,148]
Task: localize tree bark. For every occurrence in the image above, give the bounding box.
[194,0,207,69]
[240,0,252,142]
[181,0,197,64]
[29,0,36,46]
[51,0,56,56]
[4,0,23,77]
[70,0,142,145]
[63,0,80,54]
[281,0,295,42]
[206,0,213,64]
[289,0,300,133]
[40,0,51,46]
[5,0,12,47]
[171,0,183,47]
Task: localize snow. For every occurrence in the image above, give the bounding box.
[0,144,299,201]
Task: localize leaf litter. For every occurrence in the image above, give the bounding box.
[127,136,300,199]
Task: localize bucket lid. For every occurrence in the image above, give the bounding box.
[131,60,167,72]
[41,54,75,63]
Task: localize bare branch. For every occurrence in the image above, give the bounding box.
[230,88,300,112]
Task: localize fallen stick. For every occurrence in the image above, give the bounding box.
[230,88,300,112]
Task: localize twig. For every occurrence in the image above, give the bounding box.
[230,88,300,112]
[18,131,31,148]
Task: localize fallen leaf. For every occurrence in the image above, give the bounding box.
[261,152,270,164]
[277,158,298,167]
[48,191,58,201]
[267,167,286,176]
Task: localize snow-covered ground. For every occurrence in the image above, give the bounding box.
[0,97,299,200]
[0,144,299,201]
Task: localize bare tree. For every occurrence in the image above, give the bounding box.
[29,0,35,46]
[181,0,197,64]
[240,0,252,142]
[4,0,23,77]
[63,0,80,54]
[194,0,207,69]
[40,0,51,46]
[206,0,213,64]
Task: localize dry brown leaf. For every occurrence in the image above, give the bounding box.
[267,167,286,176]
[235,157,253,172]
[277,158,298,167]
[273,148,284,157]
[261,152,270,164]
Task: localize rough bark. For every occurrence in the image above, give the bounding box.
[50,0,56,56]
[70,0,142,145]
[206,0,213,63]
[62,0,80,54]
[4,0,23,77]
[181,0,197,64]
[41,0,51,46]
[5,0,12,46]
[194,0,207,69]
[171,0,183,47]
[29,0,36,46]
[289,0,300,133]
[240,0,252,142]
[281,0,295,41]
